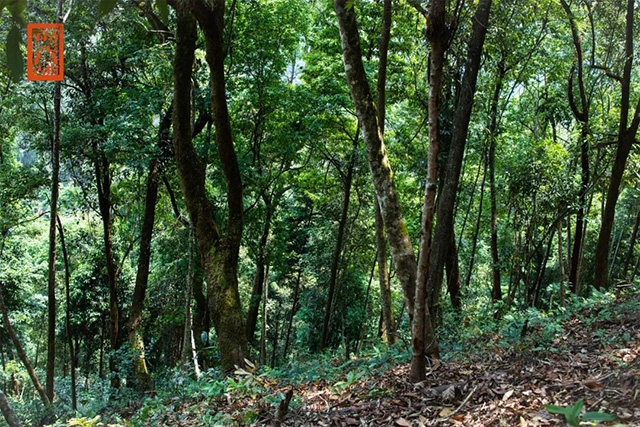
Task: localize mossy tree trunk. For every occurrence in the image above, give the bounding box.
[173,0,248,373]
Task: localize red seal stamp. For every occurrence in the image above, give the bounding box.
[27,23,64,81]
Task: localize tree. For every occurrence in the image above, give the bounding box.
[594,0,640,289]
[424,0,492,335]
[172,0,247,372]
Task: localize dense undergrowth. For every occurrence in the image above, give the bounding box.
[2,284,637,426]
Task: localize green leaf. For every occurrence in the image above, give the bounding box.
[345,0,355,10]
[99,0,118,16]
[544,404,569,415]
[582,412,617,422]
[570,399,584,419]
[155,0,168,23]
[6,25,22,83]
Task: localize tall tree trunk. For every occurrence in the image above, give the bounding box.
[424,0,492,348]
[375,204,395,342]
[488,60,506,302]
[374,0,396,346]
[334,0,420,328]
[246,196,272,344]
[283,268,302,360]
[92,146,120,388]
[127,109,171,390]
[174,0,248,372]
[320,136,358,351]
[57,217,76,411]
[46,0,64,401]
[560,0,591,296]
[594,0,640,290]
[0,283,50,409]
[411,0,450,383]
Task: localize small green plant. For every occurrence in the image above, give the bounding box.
[332,370,363,394]
[544,399,616,426]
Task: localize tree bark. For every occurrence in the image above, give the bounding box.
[374,0,396,346]
[334,0,420,326]
[594,0,640,289]
[174,0,248,372]
[410,0,450,382]
[425,0,492,333]
[0,390,20,427]
[445,229,462,309]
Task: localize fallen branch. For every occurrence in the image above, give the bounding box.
[437,384,478,422]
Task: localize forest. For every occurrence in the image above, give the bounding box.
[0,0,638,425]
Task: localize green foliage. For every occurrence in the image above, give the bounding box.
[544,399,616,426]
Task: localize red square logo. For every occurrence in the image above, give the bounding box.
[27,23,64,81]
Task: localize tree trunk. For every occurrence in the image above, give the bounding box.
[46,0,64,401]
[560,0,591,296]
[424,0,492,345]
[283,268,302,360]
[93,149,119,388]
[410,0,451,382]
[334,0,420,327]
[191,266,209,368]
[181,227,200,377]
[488,61,506,302]
[374,0,396,346]
[320,136,358,351]
[260,264,269,366]
[128,106,172,389]
[446,229,462,309]
[0,390,20,427]
[0,283,50,408]
[57,217,76,410]
[174,0,248,372]
[594,0,640,290]
[246,197,272,344]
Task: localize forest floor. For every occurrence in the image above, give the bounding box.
[118,289,640,426]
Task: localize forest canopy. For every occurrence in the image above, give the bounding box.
[0,0,638,425]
